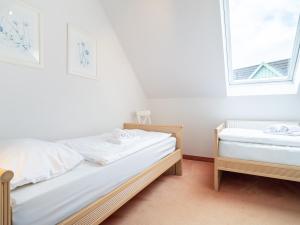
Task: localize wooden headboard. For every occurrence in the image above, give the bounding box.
[123,123,183,152]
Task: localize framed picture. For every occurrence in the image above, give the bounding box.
[67,24,97,79]
[0,1,43,68]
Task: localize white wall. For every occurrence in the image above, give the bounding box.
[101,0,226,98]
[0,0,147,140]
[149,95,300,157]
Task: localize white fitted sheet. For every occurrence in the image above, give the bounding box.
[11,137,176,225]
[219,128,300,147]
[219,140,300,166]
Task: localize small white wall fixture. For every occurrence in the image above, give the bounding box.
[136,110,152,124]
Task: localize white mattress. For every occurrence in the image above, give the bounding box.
[11,137,176,225]
[219,128,300,147]
[219,140,300,166]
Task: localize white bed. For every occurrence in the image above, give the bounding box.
[219,125,300,167]
[11,137,176,225]
[214,120,300,191]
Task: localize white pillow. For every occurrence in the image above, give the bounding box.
[0,139,84,190]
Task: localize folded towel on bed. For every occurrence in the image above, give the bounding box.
[106,129,142,145]
[264,124,300,136]
[58,129,171,165]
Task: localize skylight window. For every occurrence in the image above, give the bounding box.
[221,0,300,87]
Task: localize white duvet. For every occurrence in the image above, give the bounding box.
[219,128,300,147]
[58,129,171,165]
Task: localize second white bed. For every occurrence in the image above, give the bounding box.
[11,137,176,225]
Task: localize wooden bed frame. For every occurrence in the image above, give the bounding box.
[214,121,300,191]
[0,123,183,225]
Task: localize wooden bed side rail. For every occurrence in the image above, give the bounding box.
[124,123,183,175]
[0,169,14,225]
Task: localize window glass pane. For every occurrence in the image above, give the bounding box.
[228,0,300,82]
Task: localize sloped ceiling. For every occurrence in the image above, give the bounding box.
[100,0,227,98]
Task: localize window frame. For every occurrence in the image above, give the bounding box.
[221,0,300,86]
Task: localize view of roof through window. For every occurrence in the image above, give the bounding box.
[226,0,300,83]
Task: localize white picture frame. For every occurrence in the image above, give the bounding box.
[67,24,97,79]
[0,0,43,68]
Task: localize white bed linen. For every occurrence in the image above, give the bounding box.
[11,137,176,225]
[219,140,300,166]
[58,130,171,165]
[219,128,300,147]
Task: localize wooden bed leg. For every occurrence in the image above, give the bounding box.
[164,160,182,176]
[175,160,182,176]
[164,165,176,175]
[214,168,222,191]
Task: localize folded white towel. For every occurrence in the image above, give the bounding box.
[287,126,300,133]
[106,129,144,145]
[264,124,300,136]
[264,124,289,134]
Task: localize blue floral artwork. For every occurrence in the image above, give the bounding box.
[0,16,32,53]
[68,25,97,79]
[0,3,41,67]
[77,41,90,67]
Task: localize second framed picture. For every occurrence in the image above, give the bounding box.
[67,24,97,79]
